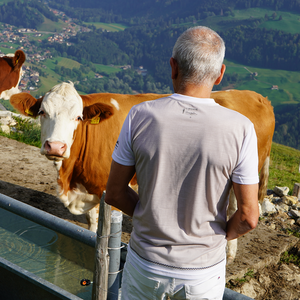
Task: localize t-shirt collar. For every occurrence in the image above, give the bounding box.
[170,93,217,105]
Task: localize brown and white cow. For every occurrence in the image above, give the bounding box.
[10,82,275,261]
[0,50,26,100]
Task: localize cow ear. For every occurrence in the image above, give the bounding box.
[13,50,26,70]
[83,103,114,125]
[10,93,42,118]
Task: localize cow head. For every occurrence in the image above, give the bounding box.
[0,50,26,100]
[10,82,114,161]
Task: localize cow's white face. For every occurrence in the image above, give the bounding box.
[39,82,83,161]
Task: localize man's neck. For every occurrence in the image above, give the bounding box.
[175,83,213,99]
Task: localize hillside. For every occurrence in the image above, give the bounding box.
[1,0,300,149]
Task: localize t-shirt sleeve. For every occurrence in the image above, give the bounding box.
[112,109,135,166]
[231,123,259,185]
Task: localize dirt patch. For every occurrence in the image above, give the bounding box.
[0,135,300,299]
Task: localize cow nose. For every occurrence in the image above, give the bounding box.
[45,141,67,156]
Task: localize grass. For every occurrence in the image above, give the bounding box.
[269,143,300,192]
[0,116,41,148]
[0,43,20,53]
[25,59,65,98]
[0,99,14,111]
[28,57,82,97]
[26,33,53,42]
[280,246,300,266]
[224,60,300,107]
[27,57,122,98]
[226,269,255,288]
[94,63,122,74]
[196,7,300,35]
[56,57,81,69]
[258,11,300,34]
[82,22,127,32]
[284,228,300,239]
[37,17,66,32]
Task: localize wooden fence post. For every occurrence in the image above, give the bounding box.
[92,191,111,300]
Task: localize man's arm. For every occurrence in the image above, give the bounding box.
[226,182,259,241]
[105,160,139,217]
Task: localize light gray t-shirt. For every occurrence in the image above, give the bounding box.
[112,93,259,269]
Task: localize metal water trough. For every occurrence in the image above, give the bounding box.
[0,192,253,300]
[0,193,126,300]
[0,256,82,300]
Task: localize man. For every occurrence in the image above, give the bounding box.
[105,26,259,300]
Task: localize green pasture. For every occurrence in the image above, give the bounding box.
[56,57,81,69]
[29,57,81,97]
[94,64,121,74]
[0,99,14,111]
[0,43,20,54]
[224,59,300,107]
[257,11,300,34]
[0,47,14,55]
[29,65,62,98]
[26,33,53,42]
[269,142,300,192]
[28,57,122,97]
[43,57,120,74]
[231,8,300,34]
[37,17,66,33]
[82,22,127,32]
[195,7,300,35]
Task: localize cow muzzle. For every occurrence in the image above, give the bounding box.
[44,141,67,161]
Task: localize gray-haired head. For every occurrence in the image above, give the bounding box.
[172,26,225,88]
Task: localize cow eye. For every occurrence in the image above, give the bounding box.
[76,116,82,121]
[38,110,45,116]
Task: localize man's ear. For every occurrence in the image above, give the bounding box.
[214,64,226,85]
[170,57,179,80]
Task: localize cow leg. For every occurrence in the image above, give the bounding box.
[86,206,98,232]
[226,188,238,264]
[258,156,270,203]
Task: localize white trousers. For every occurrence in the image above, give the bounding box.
[120,254,226,300]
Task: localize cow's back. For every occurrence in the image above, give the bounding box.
[211,90,275,171]
[58,89,274,201]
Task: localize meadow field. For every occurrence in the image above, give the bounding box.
[196,7,300,34]
[29,57,121,97]
[224,60,300,107]
[37,17,67,33]
[82,22,127,32]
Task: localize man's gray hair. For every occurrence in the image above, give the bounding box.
[172,26,225,87]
